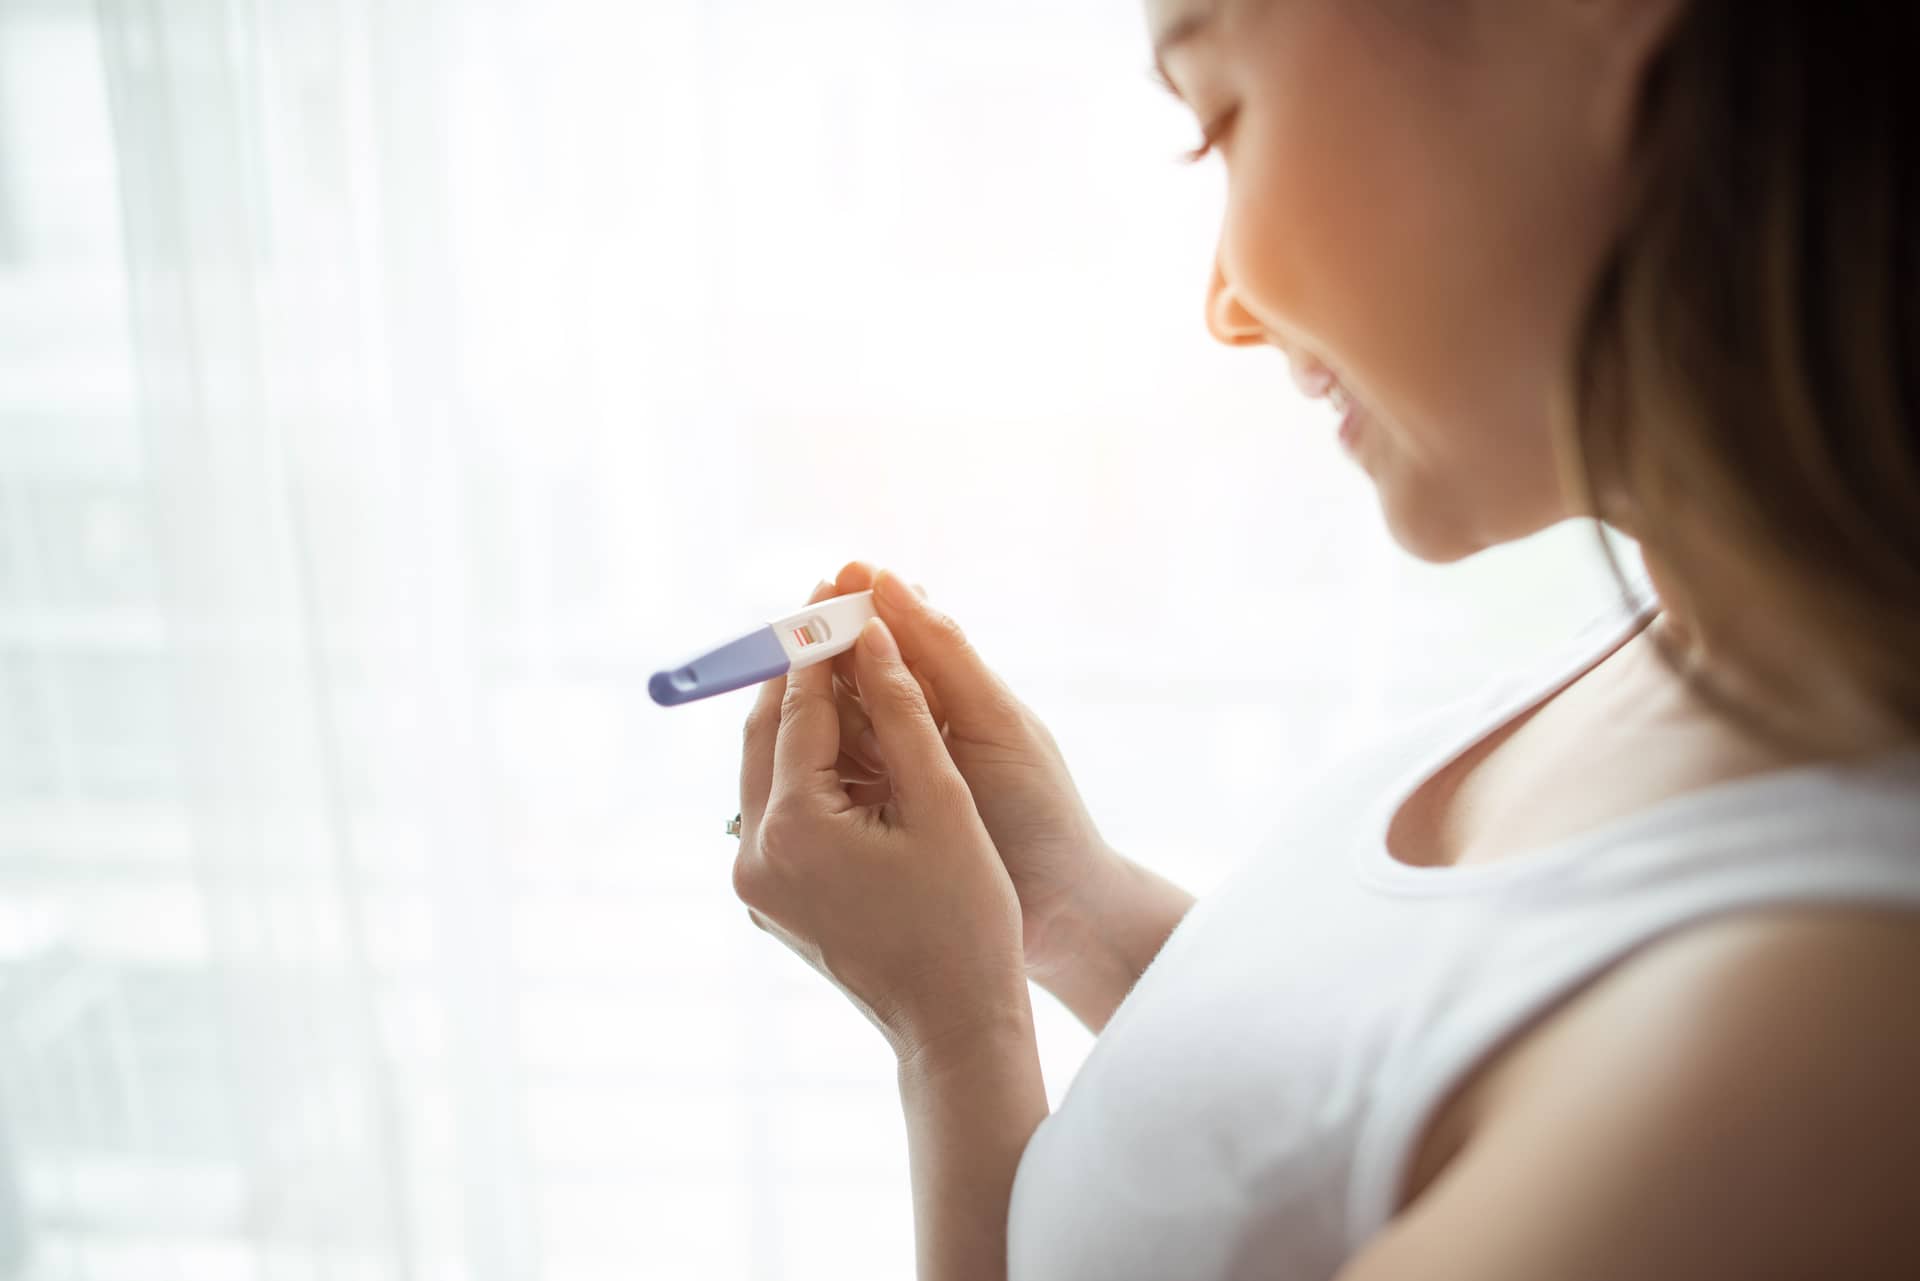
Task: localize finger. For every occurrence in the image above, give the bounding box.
[767,617,848,819]
[903,654,948,732]
[828,665,923,780]
[834,560,878,594]
[833,668,875,747]
[832,565,945,766]
[835,566,952,735]
[846,778,891,808]
[830,562,877,688]
[829,687,879,775]
[837,751,884,785]
[740,580,837,830]
[869,567,1018,739]
[836,560,923,604]
[902,581,944,724]
[835,644,942,759]
[831,565,939,731]
[853,615,965,821]
[837,718,886,782]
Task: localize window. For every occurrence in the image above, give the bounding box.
[0,2,1627,1277]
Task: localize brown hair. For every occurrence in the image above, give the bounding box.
[1561,0,1920,754]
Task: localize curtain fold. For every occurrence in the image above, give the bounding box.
[97,0,423,1273]
[0,1,1632,1277]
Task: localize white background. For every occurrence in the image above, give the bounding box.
[0,0,1637,1277]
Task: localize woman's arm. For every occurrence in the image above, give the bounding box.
[1027,847,1198,1035]
[896,996,1050,1281]
[890,849,1187,1278]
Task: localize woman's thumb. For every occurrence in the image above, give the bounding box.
[869,569,1019,737]
[853,615,966,816]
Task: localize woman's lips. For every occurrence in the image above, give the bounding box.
[1288,352,1338,399]
[1287,349,1365,456]
[1337,399,1363,453]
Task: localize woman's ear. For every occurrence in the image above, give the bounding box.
[1579,0,1690,162]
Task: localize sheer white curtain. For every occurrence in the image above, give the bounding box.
[0,0,1634,1277]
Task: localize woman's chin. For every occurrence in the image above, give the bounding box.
[1375,483,1500,565]
[1353,421,1567,564]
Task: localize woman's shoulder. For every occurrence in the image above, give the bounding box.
[1366,904,1920,1280]
[1489,902,1920,1130]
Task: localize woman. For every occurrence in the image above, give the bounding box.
[728,1,1920,1277]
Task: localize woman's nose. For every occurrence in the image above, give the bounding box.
[1205,257,1267,348]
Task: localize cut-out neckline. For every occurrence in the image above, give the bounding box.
[1355,617,1920,894]
[1373,606,1658,874]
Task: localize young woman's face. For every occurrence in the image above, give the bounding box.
[1148,0,1661,561]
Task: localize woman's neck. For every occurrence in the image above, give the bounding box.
[1636,541,1912,762]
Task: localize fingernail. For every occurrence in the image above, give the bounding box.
[862,615,899,660]
[858,727,880,760]
[876,570,914,609]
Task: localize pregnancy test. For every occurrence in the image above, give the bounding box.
[648,589,878,706]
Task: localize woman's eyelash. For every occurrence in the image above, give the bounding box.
[1179,106,1240,165]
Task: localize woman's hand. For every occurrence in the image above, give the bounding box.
[818,562,1121,986]
[734,580,1029,1066]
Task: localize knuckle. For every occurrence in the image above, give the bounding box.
[922,767,975,815]
[924,613,1018,712]
[883,659,926,700]
[839,704,873,742]
[784,683,836,722]
[779,672,820,706]
[755,807,803,864]
[926,608,970,651]
[962,676,1022,731]
[730,853,761,907]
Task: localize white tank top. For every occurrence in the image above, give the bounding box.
[1006,598,1920,1281]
